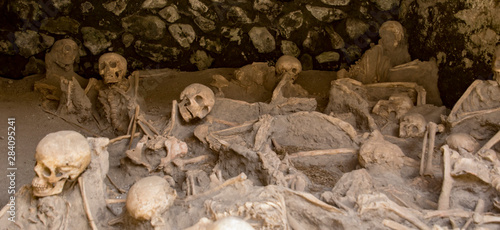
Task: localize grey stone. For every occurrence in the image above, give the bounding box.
[302,29,321,52]
[40,16,80,35]
[253,0,282,19]
[371,0,399,11]
[280,40,300,57]
[168,24,196,48]
[200,37,222,53]
[14,30,54,58]
[8,0,43,22]
[248,27,275,53]
[122,33,134,48]
[134,40,181,62]
[189,0,208,13]
[159,5,180,23]
[305,5,346,23]
[325,27,344,49]
[102,0,127,16]
[316,51,340,63]
[81,27,114,55]
[320,0,350,6]
[81,2,94,13]
[142,0,167,9]
[227,6,253,24]
[344,45,361,62]
[194,14,216,32]
[278,10,303,39]
[0,40,16,55]
[22,56,45,76]
[51,0,72,14]
[190,50,214,70]
[345,18,369,39]
[122,15,166,40]
[221,27,243,45]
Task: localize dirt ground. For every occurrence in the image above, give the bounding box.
[0,67,336,208]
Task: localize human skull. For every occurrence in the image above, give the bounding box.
[379,21,404,48]
[32,131,91,197]
[126,176,177,226]
[493,45,500,85]
[98,52,127,84]
[399,113,426,138]
[445,133,479,153]
[372,93,414,119]
[275,55,302,78]
[49,39,79,72]
[178,83,215,122]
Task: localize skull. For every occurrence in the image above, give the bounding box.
[209,216,255,230]
[445,133,479,153]
[178,83,215,122]
[275,55,302,79]
[32,131,91,197]
[98,52,127,84]
[372,93,414,119]
[49,39,79,72]
[493,45,500,85]
[399,113,426,138]
[126,176,176,226]
[379,21,404,48]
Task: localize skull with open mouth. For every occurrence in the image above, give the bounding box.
[178,83,215,122]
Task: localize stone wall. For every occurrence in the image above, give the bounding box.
[401,0,500,108]
[0,0,400,79]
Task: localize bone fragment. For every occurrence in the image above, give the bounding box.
[420,130,429,176]
[283,188,343,213]
[106,174,126,193]
[183,173,247,201]
[462,199,484,229]
[477,130,500,154]
[163,100,178,136]
[79,177,98,230]
[383,219,413,230]
[438,145,454,210]
[173,155,210,170]
[128,105,141,149]
[288,148,357,158]
[423,122,438,177]
[109,132,141,144]
[106,199,127,204]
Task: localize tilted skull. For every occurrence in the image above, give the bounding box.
[126,176,177,227]
[49,39,79,72]
[399,113,426,138]
[98,52,127,84]
[275,55,302,79]
[178,83,215,122]
[32,131,91,197]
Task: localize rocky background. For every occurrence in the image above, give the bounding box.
[0,0,498,108]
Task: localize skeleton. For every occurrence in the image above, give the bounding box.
[31,130,91,197]
[271,55,308,103]
[125,176,177,229]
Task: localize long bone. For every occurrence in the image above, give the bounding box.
[438,145,454,210]
[420,122,443,177]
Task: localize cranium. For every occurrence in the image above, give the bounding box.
[372,93,414,119]
[493,45,500,85]
[399,113,426,138]
[209,216,255,230]
[379,21,404,48]
[275,55,302,78]
[32,130,91,197]
[126,176,177,227]
[445,133,479,153]
[178,83,215,122]
[49,39,79,72]
[98,52,127,84]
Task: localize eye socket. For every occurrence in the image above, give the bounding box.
[194,95,204,104]
[109,61,117,68]
[43,166,52,177]
[55,168,63,177]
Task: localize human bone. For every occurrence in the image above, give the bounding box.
[372,93,414,119]
[126,176,177,222]
[32,130,91,197]
[98,52,127,84]
[209,216,255,230]
[399,113,426,138]
[178,83,215,122]
[46,38,79,73]
[445,132,479,153]
[37,196,68,229]
[275,54,302,77]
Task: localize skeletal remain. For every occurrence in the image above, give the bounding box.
[173,155,210,170]
[383,219,413,230]
[272,55,303,102]
[99,52,127,84]
[126,176,177,228]
[438,145,454,210]
[372,93,414,119]
[158,136,188,169]
[365,82,426,106]
[184,173,247,202]
[178,83,216,122]
[288,148,357,158]
[477,129,500,154]
[79,177,98,230]
[31,131,91,197]
[399,113,427,138]
[445,132,480,154]
[36,196,69,229]
[420,122,444,177]
[358,193,430,230]
[125,136,153,171]
[209,216,255,230]
[211,74,229,97]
